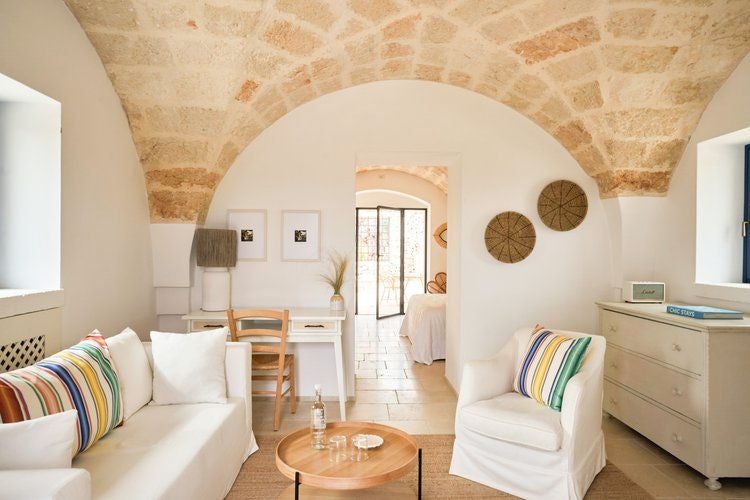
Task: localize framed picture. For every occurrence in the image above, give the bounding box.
[227,209,267,261]
[281,210,321,261]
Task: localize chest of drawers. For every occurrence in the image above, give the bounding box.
[597,302,750,489]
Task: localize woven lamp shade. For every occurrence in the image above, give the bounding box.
[537,180,588,231]
[196,228,237,267]
[484,211,536,263]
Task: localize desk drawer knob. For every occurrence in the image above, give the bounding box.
[609,397,618,405]
[610,363,618,369]
[671,343,682,352]
[671,433,684,443]
[608,324,618,332]
[672,387,684,397]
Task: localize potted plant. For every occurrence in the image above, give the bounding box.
[320,251,348,311]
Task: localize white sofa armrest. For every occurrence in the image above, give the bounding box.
[457,337,517,409]
[560,336,605,457]
[0,469,91,500]
[225,341,252,431]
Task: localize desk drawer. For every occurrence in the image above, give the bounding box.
[600,310,704,374]
[291,320,338,333]
[191,320,228,331]
[605,346,704,422]
[605,380,703,470]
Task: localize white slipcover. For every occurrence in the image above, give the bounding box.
[0,469,91,500]
[449,327,606,500]
[399,293,447,364]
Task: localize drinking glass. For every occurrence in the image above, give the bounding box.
[328,435,347,463]
[350,434,369,462]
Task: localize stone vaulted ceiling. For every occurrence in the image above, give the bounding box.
[64,0,750,223]
[356,165,449,193]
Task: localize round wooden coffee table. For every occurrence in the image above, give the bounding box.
[275,422,422,499]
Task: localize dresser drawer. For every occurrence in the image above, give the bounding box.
[290,320,338,333]
[605,346,704,422]
[600,310,704,374]
[604,381,703,470]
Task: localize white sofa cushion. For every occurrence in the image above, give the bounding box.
[0,410,78,469]
[460,392,563,451]
[73,398,248,500]
[150,328,228,405]
[107,328,152,419]
[0,469,91,500]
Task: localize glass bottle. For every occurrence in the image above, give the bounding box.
[310,384,327,449]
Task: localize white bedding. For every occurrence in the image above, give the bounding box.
[399,294,447,365]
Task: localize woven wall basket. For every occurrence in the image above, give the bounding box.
[484,211,536,263]
[537,180,588,231]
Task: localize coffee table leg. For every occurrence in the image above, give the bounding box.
[418,448,422,500]
[295,471,300,500]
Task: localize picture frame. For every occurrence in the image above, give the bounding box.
[227,209,267,261]
[281,210,321,261]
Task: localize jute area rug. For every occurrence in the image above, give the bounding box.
[227,434,652,499]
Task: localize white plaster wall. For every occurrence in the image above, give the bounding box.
[356,169,448,277]
[207,80,612,393]
[0,0,156,345]
[610,53,750,311]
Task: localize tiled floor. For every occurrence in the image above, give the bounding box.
[252,314,750,499]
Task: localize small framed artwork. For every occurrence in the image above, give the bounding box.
[281,210,321,261]
[227,209,267,261]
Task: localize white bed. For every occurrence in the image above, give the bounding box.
[399,293,447,365]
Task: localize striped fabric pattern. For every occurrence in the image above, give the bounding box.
[0,331,123,454]
[513,329,591,411]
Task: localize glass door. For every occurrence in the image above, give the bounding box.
[376,207,402,319]
[403,209,427,307]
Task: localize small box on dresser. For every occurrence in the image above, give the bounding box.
[597,302,750,491]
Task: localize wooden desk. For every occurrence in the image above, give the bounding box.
[182,308,347,421]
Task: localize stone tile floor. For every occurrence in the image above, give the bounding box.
[252,315,750,499]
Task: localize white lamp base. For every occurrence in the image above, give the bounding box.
[202,267,230,312]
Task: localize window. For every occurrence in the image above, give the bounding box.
[744,144,750,283]
[0,73,61,291]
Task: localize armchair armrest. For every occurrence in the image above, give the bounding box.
[560,336,605,456]
[457,338,517,409]
[0,468,91,500]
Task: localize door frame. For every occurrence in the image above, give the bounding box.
[355,206,427,317]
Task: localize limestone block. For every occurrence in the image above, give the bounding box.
[603,45,678,73]
[512,17,600,65]
[566,80,603,111]
[204,4,261,37]
[422,16,458,44]
[606,8,656,39]
[276,0,337,30]
[382,14,422,40]
[263,20,322,56]
[349,0,400,22]
[554,120,593,150]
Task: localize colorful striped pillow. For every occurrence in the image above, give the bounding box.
[0,331,123,454]
[513,329,591,411]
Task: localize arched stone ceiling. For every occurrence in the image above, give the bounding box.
[64,0,750,223]
[356,165,449,193]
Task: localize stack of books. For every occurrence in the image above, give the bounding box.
[666,304,744,320]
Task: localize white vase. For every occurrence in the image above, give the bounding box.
[330,294,345,311]
[202,267,230,312]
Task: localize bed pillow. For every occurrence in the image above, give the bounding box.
[513,329,591,411]
[150,328,228,405]
[107,328,153,420]
[0,331,123,453]
[0,410,78,469]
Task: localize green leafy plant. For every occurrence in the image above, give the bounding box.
[320,251,348,295]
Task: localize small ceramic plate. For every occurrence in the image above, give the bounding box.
[354,434,384,449]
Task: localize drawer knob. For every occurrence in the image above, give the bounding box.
[610,363,618,369]
[609,324,618,332]
[671,433,684,444]
[671,343,682,352]
[609,397,618,405]
[671,387,684,397]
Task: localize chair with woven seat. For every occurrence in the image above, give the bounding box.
[227,308,296,431]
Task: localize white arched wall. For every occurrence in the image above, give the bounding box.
[204,80,613,395]
[356,170,448,278]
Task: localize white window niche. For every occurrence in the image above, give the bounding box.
[694,126,750,303]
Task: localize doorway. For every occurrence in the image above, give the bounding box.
[356,207,427,318]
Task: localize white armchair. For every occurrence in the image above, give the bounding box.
[449,327,606,500]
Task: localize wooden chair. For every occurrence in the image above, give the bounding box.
[227,309,296,431]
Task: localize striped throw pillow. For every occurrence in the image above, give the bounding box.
[513,329,591,411]
[0,331,123,454]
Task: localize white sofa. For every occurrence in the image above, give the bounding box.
[1,341,258,500]
[449,327,606,500]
